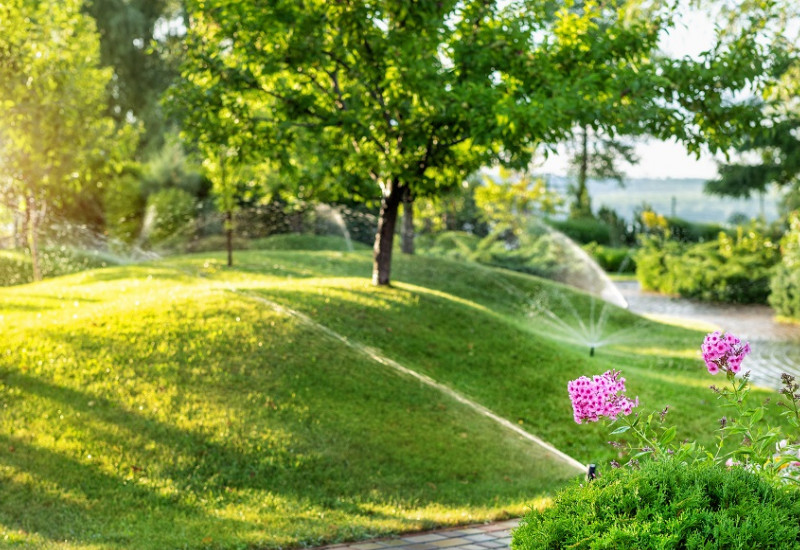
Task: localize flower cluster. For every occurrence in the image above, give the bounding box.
[568,370,638,424]
[701,331,751,374]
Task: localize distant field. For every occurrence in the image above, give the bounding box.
[545,175,782,224]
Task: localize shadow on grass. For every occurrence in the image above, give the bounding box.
[0,432,264,547]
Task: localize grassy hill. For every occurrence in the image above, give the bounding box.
[0,239,762,548]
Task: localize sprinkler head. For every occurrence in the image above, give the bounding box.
[589,346,595,357]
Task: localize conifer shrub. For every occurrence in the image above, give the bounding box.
[513,459,800,550]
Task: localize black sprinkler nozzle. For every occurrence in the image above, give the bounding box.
[590,346,595,357]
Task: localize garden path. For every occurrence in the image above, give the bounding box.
[616,280,800,389]
[319,519,519,550]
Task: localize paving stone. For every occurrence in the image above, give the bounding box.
[482,521,519,532]
[438,530,477,537]
[464,534,494,543]
[476,541,506,549]
[432,538,474,548]
[350,544,384,550]
[403,534,447,543]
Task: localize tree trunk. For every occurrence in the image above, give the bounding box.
[27,194,42,281]
[372,180,404,286]
[401,187,414,255]
[570,125,592,219]
[14,206,25,249]
[225,209,233,267]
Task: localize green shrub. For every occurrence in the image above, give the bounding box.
[636,226,779,304]
[0,250,33,286]
[249,234,369,251]
[583,243,636,274]
[548,217,612,245]
[0,248,121,286]
[770,212,800,320]
[417,231,481,261]
[142,188,197,246]
[666,217,727,243]
[514,459,800,550]
[104,170,145,244]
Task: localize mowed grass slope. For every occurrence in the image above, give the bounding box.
[0,240,765,548]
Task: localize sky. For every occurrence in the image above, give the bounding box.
[540,7,725,180]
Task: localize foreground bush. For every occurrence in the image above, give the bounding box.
[513,459,800,550]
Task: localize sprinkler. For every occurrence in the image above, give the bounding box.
[589,346,595,357]
[588,463,597,480]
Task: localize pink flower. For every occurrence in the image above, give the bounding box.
[701,331,750,375]
[568,370,639,424]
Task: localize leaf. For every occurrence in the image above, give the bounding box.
[610,425,631,435]
[659,426,677,446]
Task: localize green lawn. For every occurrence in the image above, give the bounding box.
[0,241,775,548]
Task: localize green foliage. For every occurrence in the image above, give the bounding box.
[249,234,370,252]
[636,226,780,303]
[666,217,728,243]
[770,211,800,319]
[415,175,489,237]
[514,459,800,550]
[103,169,146,244]
[0,248,121,286]
[474,169,562,235]
[415,231,482,262]
[142,188,197,246]
[583,243,636,274]
[170,0,784,283]
[548,217,613,245]
[84,0,183,156]
[597,206,635,247]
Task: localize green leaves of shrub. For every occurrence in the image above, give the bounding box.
[514,459,800,550]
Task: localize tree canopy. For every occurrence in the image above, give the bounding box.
[0,0,116,279]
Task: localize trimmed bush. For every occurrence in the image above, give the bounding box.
[583,243,636,274]
[514,459,800,550]
[548,217,613,245]
[417,231,481,261]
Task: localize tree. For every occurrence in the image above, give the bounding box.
[173,0,785,286]
[705,60,800,201]
[566,126,638,219]
[0,0,115,280]
[85,0,185,156]
[475,168,562,235]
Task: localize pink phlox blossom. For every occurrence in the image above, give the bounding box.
[701,331,750,375]
[568,370,639,424]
